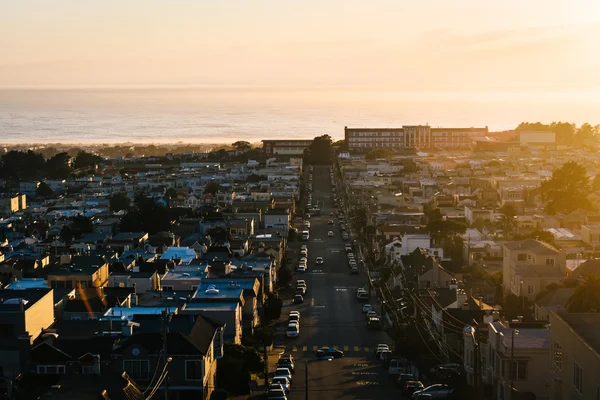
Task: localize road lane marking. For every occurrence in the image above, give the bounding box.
[312,346,318,351]
[335,288,347,292]
[352,372,379,376]
[292,346,297,352]
[302,346,307,352]
[343,346,349,351]
[364,347,369,352]
[354,346,359,352]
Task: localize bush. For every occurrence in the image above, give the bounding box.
[264,294,283,321]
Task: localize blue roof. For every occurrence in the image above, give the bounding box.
[184,302,238,311]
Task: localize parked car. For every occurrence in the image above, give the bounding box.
[274,367,293,384]
[350,265,358,274]
[362,304,373,313]
[293,295,304,304]
[403,381,424,396]
[315,347,344,358]
[396,373,416,389]
[365,310,378,320]
[288,314,300,324]
[270,377,290,393]
[277,358,295,374]
[367,317,381,330]
[411,384,454,399]
[375,344,390,357]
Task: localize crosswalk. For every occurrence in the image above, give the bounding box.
[286,345,380,354]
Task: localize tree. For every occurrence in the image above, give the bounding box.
[164,188,178,199]
[119,194,171,234]
[593,174,600,192]
[59,225,74,244]
[109,192,132,212]
[246,173,266,183]
[45,152,73,179]
[73,151,102,169]
[567,274,600,312]
[36,181,54,197]
[264,293,283,322]
[70,215,94,237]
[231,141,252,151]
[277,263,293,287]
[365,148,394,160]
[0,150,46,181]
[423,202,442,223]
[541,161,594,214]
[204,181,220,196]
[576,122,595,144]
[303,135,333,165]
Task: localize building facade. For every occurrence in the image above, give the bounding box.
[344,126,488,152]
[261,140,313,156]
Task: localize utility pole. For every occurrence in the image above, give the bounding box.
[305,361,309,400]
[262,293,268,387]
[161,308,170,400]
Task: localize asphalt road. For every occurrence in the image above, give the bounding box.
[281,165,400,400]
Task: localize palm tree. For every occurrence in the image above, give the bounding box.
[567,274,600,312]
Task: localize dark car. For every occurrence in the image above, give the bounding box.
[315,346,344,358]
[293,295,304,304]
[403,380,425,396]
[411,384,454,399]
[277,358,295,373]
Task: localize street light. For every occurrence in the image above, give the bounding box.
[464,326,481,397]
[508,329,519,400]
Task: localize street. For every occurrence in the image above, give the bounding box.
[278,165,400,399]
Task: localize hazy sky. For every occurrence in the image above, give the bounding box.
[1,0,600,90]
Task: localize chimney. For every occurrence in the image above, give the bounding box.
[121,322,133,337]
[456,289,467,309]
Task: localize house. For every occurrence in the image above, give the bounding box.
[160,266,207,292]
[464,205,494,225]
[399,249,454,290]
[47,255,110,289]
[227,218,254,236]
[485,320,551,400]
[533,288,575,320]
[107,232,149,252]
[61,287,133,321]
[580,224,600,248]
[108,271,160,293]
[263,208,290,236]
[182,281,246,344]
[111,314,223,400]
[160,246,198,264]
[202,277,261,334]
[502,239,564,300]
[0,287,55,394]
[548,311,600,400]
[384,235,443,263]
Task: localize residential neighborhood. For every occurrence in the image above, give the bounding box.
[1,127,600,400]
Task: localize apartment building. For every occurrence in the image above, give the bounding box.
[344,125,488,151]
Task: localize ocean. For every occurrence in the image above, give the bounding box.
[0,86,597,145]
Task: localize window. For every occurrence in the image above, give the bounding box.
[574,362,583,394]
[185,360,203,381]
[518,253,527,261]
[37,365,66,374]
[553,341,562,370]
[82,365,96,374]
[546,258,555,265]
[527,285,535,295]
[123,360,149,380]
[505,360,527,380]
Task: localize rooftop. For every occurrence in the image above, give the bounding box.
[490,321,551,350]
[504,239,558,255]
[102,306,178,320]
[557,312,600,356]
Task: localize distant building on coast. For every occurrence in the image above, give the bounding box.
[344,125,489,152]
[261,139,313,156]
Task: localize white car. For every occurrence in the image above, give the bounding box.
[362,304,373,313]
[349,260,357,267]
[299,257,308,265]
[300,245,308,251]
[327,231,334,237]
[297,265,307,273]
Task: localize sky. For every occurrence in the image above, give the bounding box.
[1,0,600,91]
